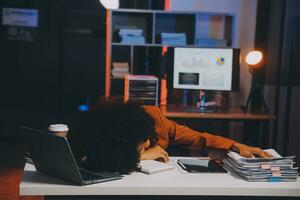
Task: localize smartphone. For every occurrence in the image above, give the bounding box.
[177,158,227,173]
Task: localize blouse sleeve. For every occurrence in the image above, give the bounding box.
[143,106,236,151]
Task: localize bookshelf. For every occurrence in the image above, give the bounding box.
[105,9,233,98]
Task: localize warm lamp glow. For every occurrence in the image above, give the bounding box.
[99,0,119,9]
[245,51,263,65]
[243,50,269,113]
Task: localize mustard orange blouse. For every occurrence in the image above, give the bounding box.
[143,106,236,151]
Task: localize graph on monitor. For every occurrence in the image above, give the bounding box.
[173,47,235,91]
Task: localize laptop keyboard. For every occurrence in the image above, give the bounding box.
[80,169,104,183]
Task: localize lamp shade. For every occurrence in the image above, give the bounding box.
[99,0,119,9]
[245,50,263,65]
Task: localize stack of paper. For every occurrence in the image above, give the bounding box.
[161,33,187,46]
[119,29,145,44]
[223,149,298,182]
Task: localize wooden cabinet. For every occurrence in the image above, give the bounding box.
[105,9,233,98]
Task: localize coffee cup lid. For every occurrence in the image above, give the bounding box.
[48,124,69,132]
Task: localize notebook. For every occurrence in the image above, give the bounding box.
[22,126,123,185]
[137,160,175,174]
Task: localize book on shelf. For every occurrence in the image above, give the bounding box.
[119,28,145,44]
[160,32,187,46]
[111,62,129,78]
[112,62,129,68]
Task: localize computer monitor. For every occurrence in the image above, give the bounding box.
[166,47,240,111]
[172,47,239,91]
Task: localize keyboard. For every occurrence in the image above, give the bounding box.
[79,169,123,184]
[80,169,105,183]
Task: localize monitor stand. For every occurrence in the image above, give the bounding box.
[183,90,217,113]
[183,106,217,113]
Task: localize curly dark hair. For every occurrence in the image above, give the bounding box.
[69,97,155,174]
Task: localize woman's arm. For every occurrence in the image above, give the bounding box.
[143,106,235,150]
[143,106,271,159]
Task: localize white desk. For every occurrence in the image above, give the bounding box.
[20,158,300,199]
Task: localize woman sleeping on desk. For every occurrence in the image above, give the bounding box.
[69,97,272,174]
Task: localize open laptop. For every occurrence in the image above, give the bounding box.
[22,126,123,186]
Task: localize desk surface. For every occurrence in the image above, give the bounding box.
[161,105,276,120]
[20,158,300,197]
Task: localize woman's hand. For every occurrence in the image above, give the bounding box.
[140,145,170,162]
[231,143,272,158]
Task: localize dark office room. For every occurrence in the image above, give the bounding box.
[0,0,300,200]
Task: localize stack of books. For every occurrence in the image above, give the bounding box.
[119,29,145,44]
[223,149,298,182]
[196,38,227,47]
[111,62,129,78]
[161,33,187,46]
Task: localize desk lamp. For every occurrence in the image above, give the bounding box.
[243,50,269,113]
[99,0,119,9]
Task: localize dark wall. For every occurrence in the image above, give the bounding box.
[60,0,106,122]
[0,0,106,137]
[0,0,163,138]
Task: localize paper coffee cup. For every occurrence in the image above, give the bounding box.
[48,124,69,137]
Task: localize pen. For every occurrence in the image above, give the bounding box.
[177,160,187,170]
